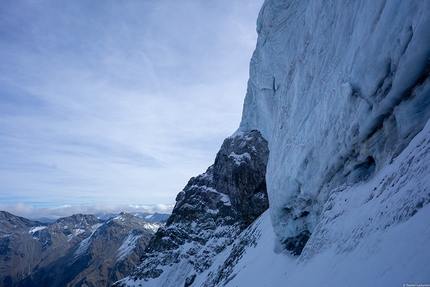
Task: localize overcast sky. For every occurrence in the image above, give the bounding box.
[0,0,263,219]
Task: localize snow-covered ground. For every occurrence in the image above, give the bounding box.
[199,119,430,286]
[67,228,85,242]
[117,232,143,262]
[73,223,102,258]
[28,226,47,234]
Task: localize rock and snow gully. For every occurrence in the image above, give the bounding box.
[118,0,430,286]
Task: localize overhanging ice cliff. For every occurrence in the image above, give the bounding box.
[239,0,430,251]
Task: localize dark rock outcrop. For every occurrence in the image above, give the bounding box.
[116,130,269,287]
[168,130,269,228]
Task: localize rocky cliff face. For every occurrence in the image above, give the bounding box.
[0,211,162,287]
[116,130,269,287]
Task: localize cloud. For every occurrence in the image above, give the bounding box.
[0,202,174,220]
[0,0,263,209]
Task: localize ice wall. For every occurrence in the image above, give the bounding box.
[239,0,430,249]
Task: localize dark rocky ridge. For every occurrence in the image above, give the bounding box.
[116,130,269,286]
[168,130,269,228]
[0,211,161,287]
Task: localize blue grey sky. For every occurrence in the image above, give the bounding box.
[0,0,263,218]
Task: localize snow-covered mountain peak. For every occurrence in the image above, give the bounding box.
[0,211,165,286]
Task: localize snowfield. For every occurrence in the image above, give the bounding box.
[28,226,47,234]
[230,119,430,286]
[189,119,430,286]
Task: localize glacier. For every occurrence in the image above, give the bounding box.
[117,0,430,286]
[240,0,430,250]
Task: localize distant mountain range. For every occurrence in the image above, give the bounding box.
[0,211,169,287]
[93,212,170,223]
[30,212,170,224]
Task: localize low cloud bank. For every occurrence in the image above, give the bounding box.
[0,202,174,220]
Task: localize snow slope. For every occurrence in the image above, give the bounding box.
[240,0,430,248]
[199,118,430,286]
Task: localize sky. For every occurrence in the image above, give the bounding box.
[0,0,263,219]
